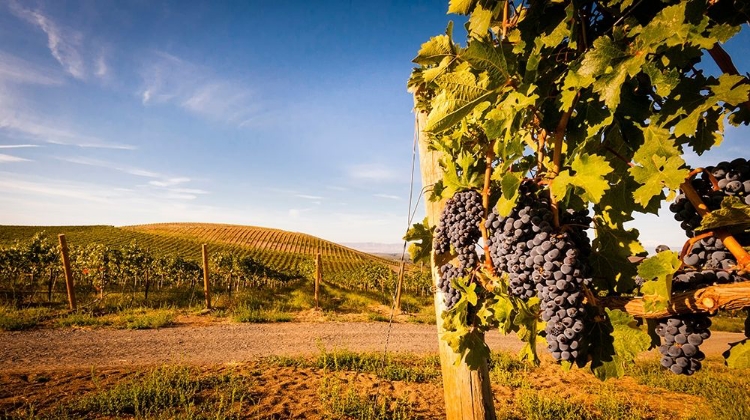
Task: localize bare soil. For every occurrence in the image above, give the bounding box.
[0,321,745,419]
[0,320,743,371]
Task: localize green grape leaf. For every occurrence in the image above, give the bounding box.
[724,339,750,369]
[712,74,750,106]
[629,127,688,206]
[638,251,680,313]
[441,151,483,197]
[608,309,651,362]
[588,316,618,380]
[495,172,522,217]
[403,218,433,265]
[492,293,515,334]
[413,31,455,66]
[448,0,474,15]
[461,39,509,85]
[426,69,494,133]
[468,4,492,39]
[590,310,651,381]
[550,154,613,204]
[698,196,750,231]
[591,213,645,293]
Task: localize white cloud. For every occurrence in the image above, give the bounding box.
[94,54,108,78]
[0,144,41,149]
[347,163,400,182]
[0,153,31,162]
[0,90,136,150]
[296,194,324,200]
[0,51,63,86]
[139,51,261,126]
[9,1,86,80]
[148,177,191,187]
[374,193,401,200]
[58,156,161,178]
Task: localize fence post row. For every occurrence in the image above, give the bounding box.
[58,234,77,311]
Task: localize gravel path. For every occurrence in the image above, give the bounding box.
[0,323,744,371]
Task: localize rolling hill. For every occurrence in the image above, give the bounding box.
[0,223,397,276]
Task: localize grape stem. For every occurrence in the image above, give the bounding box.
[549,99,577,229]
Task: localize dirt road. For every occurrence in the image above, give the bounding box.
[1,322,745,371]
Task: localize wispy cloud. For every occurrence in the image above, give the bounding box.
[58,156,206,199]
[8,1,85,80]
[58,156,160,178]
[373,193,401,200]
[0,144,41,149]
[347,163,400,182]
[0,51,63,85]
[296,194,324,200]
[139,51,261,126]
[0,91,134,149]
[0,153,31,163]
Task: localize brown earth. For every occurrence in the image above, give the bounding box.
[0,322,745,419]
[0,321,743,371]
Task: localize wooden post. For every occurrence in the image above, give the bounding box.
[314,252,321,309]
[58,234,76,311]
[395,260,405,311]
[413,102,497,420]
[202,244,211,310]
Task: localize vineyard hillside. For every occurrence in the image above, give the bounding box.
[0,223,398,276]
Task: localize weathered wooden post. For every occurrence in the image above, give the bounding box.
[58,234,76,311]
[395,260,405,311]
[314,252,321,309]
[202,244,211,310]
[413,102,497,420]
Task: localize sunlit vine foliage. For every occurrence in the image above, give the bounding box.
[407,0,750,379]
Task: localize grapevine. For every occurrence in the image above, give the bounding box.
[407,0,750,384]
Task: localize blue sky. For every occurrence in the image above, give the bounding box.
[0,1,747,248]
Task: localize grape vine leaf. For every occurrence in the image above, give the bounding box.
[495,172,522,217]
[698,196,750,231]
[550,153,613,204]
[638,251,681,313]
[403,218,433,265]
[447,0,474,15]
[426,68,495,133]
[441,151,484,196]
[590,309,651,381]
[413,23,456,66]
[461,39,509,85]
[629,126,689,206]
[467,4,492,39]
[723,339,750,369]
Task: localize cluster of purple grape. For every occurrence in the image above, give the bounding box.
[669,158,750,237]
[656,316,710,375]
[433,190,484,309]
[485,182,554,299]
[486,181,593,363]
[675,236,744,292]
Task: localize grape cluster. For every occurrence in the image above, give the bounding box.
[675,236,744,291]
[486,182,554,299]
[433,190,483,309]
[486,181,593,363]
[669,158,750,237]
[656,315,710,375]
[537,232,590,363]
[438,263,463,310]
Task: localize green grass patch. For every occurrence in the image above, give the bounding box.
[111,308,175,329]
[267,349,441,384]
[231,305,293,323]
[627,359,750,420]
[710,314,746,333]
[0,305,51,331]
[47,365,254,419]
[318,375,417,420]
